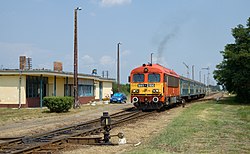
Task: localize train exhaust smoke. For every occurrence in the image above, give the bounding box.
[157,27,179,65]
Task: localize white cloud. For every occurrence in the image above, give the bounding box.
[0,42,58,70]
[0,42,34,57]
[81,55,95,65]
[0,42,44,68]
[99,56,115,65]
[100,0,132,7]
[89,12,96,17]
[121,50,130,56]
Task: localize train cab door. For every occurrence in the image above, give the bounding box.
[164,74,168,101]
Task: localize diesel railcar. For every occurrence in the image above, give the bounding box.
[129,63,206,110]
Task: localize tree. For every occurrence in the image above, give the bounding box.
[112,83,130,95]
[214,17,250,103]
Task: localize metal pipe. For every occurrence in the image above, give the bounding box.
[202,66,210,86]
[117,42,121,92]
[66,77,68,96]
[54,75,56,96]
[18,70,22,109]
[204,74,206,85]
[192,65,194,80]
[199,71,201,82]
[40,75,43,108]
[183,62,189,78]
[151,53,154,64]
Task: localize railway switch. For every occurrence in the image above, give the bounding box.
[101,111,112,144]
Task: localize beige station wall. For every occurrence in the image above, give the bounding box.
[0,76,26,104]
[103,82,112,99]
[95,81,100,100]
[56,77,64,96]
[48,77,65,96]
[94,81,113,100]
[48,77,54,96]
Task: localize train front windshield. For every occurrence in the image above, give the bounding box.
[148,73,160,82]
[133,74,144,82]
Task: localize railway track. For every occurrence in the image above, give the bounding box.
[0,107,154,154]
[0,93,220,154]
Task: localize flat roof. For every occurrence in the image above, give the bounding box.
[0,69,115,82]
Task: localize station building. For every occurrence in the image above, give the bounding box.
[0,57,115,108]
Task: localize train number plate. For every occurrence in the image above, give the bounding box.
[137,84,155,87]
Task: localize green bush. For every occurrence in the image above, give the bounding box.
[43,96,73,113]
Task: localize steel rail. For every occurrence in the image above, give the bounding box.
[0,108,134,148]
[0,108,146,154]
[12,111,150,153]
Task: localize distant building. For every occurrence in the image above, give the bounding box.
[0,69,115,108]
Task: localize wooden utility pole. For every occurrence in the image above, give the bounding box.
[73,7,81,109]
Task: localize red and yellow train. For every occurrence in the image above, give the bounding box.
[129,63,206,110]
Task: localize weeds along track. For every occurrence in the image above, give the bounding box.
[0,107,154,154]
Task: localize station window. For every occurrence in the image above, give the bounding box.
[64,84,93,97]
[26,76,48,98]
[78,85,93,97]
[64,84,73,96]
[133,74,144,82]
[148,73,160,82]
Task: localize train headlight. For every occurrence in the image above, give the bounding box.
[132,97,139,103]
[132,89,139,93]
[152,97,159,103]
[152,89,159,93]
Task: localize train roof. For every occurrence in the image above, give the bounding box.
[131,63,179,78]
[180,75,206,85]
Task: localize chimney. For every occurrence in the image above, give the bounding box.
[19,56,26,70]
[27,57,32,70]
[53,61,63,71]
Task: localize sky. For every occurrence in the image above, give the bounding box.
[0,0,249,84]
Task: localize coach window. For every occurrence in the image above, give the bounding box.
[148,73,160,82]
[133,74,144,82]
[168,76,179,87]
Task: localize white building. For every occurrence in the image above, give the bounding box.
[0,69,115,108]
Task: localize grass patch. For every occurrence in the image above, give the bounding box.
[0,104,106,125]
[127,97,250,154]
